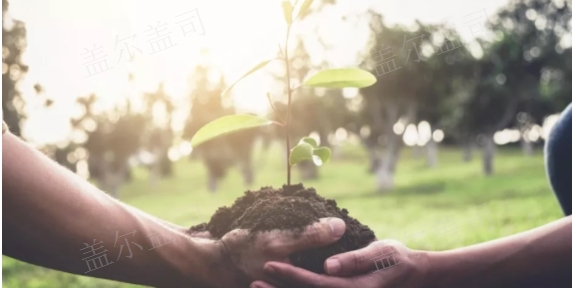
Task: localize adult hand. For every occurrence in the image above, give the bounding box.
[202,217,346,288]
[250,240,429,288]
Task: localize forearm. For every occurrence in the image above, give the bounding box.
[2,133,213,287]
[425,216,572,288]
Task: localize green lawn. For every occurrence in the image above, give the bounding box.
[2,144,564,287]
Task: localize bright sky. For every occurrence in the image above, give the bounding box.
[10,0,509,145]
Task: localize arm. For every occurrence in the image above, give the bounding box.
[2,131,346,288]
[427,215,572,288]
[2,131,214,287]
[254,216,572,288]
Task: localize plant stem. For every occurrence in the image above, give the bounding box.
[284,24,293,186]
[267,93,285,125]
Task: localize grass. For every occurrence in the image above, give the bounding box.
[2,143,564,287]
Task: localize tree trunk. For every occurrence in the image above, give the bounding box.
[208,171,217,193]
[319,132,330,148]
[298,161,318,180]
[375,100,415,192]
[520,127,534,156]
[258,134,272,166]
[520,137,534,156]
[376,135,402,192]
[108,183,120,199]
[366,145,380,174]
[102,166,126,198]
[331,144,342,160]
[482,133,496,176]
[239,158,254,187]
[426,140,438,168]
[376,163,395,192]
[148,165,159,188]
[462,138,474,162]
[148,148,162,188]
[412,146,423,159]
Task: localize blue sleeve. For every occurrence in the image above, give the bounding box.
[544,104,572,216]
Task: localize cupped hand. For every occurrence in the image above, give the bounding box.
[204,217,346,288]
[250,240,430,288]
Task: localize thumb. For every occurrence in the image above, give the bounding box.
[259,217,346,256]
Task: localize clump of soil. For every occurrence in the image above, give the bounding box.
[188,183,376,273]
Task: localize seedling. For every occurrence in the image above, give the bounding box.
[190,0,376,185]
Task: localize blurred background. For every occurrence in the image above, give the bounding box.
[2,0,571,286]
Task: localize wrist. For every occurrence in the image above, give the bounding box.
[154,234,218,288]
[411,249,436,288]
[197,238,251,288]
[184,238,230,288]
[421,250,457,288]
[418,251,442,288]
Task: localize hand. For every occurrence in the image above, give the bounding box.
[250,240,430,288]
[202,217,346,288]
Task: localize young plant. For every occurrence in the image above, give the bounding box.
[190,0,376,186]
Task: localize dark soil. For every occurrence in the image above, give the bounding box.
[188,183,376,273]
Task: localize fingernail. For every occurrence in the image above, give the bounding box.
[328,218,345,237]
[325,259,341,274]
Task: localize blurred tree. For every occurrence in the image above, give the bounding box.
[359,12,452,191]
[453,0,571,174]
[183,65,259,192]
[413,26,471,168]
[69,94,147,198]
[2,0,28,137]
[497,0,571,157]
[143,82,175,186]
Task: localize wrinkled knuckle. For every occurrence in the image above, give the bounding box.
[261,239,280,254]
[371,240,388,251]
[223,229,244,246]
[305,227,324,246]
[388,239,403,248]
[351,251,366,270]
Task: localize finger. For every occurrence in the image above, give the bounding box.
[263,261,346,288]
[259,217,346,256]
[325,240,398,276]
[250,281,278,288]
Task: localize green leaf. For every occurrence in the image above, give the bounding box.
[222,60,275,96]
[191,114,273,147]
[296,0,313,20]
[312,147,331,166]
[289,142,314,166]
[281,1,293,24]
[303,68,377,88]
[300,137,318,147]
